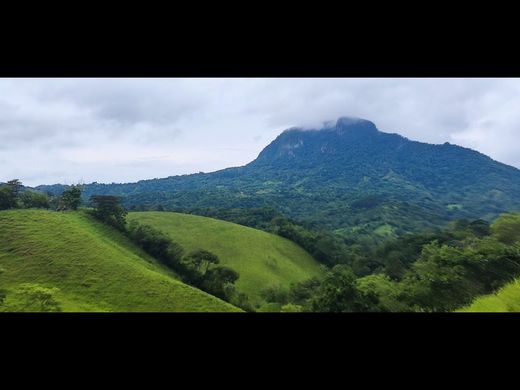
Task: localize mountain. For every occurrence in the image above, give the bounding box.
[0,209,240,312]
[37,117,520,239]
[128,211,324,307]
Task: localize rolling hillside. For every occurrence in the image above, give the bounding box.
[128,211,324,306]
[0,209,240,312]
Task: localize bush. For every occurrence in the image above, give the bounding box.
[261,285,289,304]
[2,284,62,312]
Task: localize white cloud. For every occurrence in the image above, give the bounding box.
[1,78,519,186]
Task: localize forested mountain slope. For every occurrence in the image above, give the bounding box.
[37,117,520,238]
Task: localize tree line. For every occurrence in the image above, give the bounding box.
[0,179,82,211]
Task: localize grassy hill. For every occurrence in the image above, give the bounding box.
[128,211,324,306]
[0,209,240,312]
[459,279,520,312]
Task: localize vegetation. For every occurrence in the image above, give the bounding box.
[0,209,240,312]
[19,191,50,209]
[128,211,324,307]
[0,179,78,212]
[90,195,127,231]
[0,180,22,210]
[125,219,246,309]
[260,213,520,312]
[59,185,82,210]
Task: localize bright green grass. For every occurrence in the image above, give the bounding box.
[128,212,324,306]
[459,279,520,312]
[0,209,240,312]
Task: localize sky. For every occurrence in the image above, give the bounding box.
[1,78,520,186]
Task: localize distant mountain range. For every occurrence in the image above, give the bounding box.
[37,117,520,239]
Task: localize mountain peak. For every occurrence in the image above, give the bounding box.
[287,116,378,135]
[335,116,374,127]
[253,116,382,165]
[333,116,378,134]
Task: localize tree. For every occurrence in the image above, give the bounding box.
[185,249,220,275]
[201,266,240,300]
[60,185,82,210]
[90,195,127,231]
[20,191,50,209]
[468,219,491,238]
[356,274,411,312]
[492,213,520,245]
[0,187,15,210]
[310,265,378,312]
[0,179,22,210]
[288,277,321,307]
[401,242,476,312]
[6,179,22,199]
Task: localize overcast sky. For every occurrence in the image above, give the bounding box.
[1,78,519,186]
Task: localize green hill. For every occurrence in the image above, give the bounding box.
[459,279,520,312]
[128,211,324,306]
[0,209,240,312]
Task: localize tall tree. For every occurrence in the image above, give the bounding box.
[492,213,520,245]
[310,265,378,312]
[90,195,127,231]
[60,185,82,210]
[20,191,50,209]
[0,179,22,210]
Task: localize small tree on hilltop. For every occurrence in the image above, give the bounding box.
[59,185,82,210]
[0,179,22,210]
[20,191,50,209]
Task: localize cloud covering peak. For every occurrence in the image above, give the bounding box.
[1,78,519,186]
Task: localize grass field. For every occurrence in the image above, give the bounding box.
[459,279,520,312]
[128,211,324,306]
[0,209,240,312]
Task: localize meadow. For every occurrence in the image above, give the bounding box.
[0,209,240,312]
[128,211,324,306]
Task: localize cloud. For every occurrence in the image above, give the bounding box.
[1,78,519,186]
